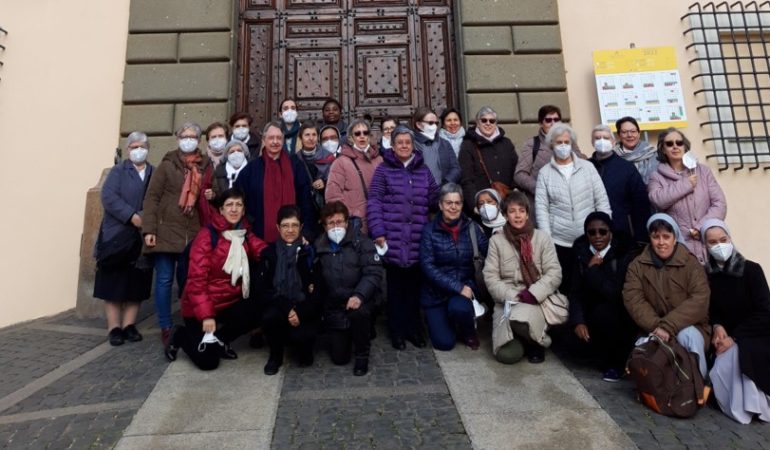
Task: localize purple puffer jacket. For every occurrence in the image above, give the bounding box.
[648,162,727,263]
[367,149,439,267]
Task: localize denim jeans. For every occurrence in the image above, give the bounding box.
[153,252,182,329]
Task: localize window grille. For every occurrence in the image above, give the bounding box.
[682,2,770,171]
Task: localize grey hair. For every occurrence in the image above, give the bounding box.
[439,182,463,202]
[225,139,250,158]
[391,125,414,143]
[475,106,498,121]
[125,131,149,149]
[591,124,613,142]
[262,120,283,136]
[545,122,578,148]
[346,119,371,145]
[176,122,202,138]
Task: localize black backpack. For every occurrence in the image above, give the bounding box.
[176,223,219,298]
[626,335,708,418]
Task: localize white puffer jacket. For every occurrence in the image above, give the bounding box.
[535,156,612,247]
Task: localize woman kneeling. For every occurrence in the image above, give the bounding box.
[166,188,267,370]
[483,191,562,364]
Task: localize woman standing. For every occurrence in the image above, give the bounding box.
[278,98,300,154]
[325,119,383,234]
[535,123,611,294]
[647,128,727,264]
[164,189,267,370]
[258,206,321,375]
[458,106,518,212]
[368,126,439,350]
[412,106,460,185]
[143,122,210,345]
[378,116,397,152]
[439,108,465,158]
[211,140,249,197]
[483,191,562,364]
[294,122,335,210]
[94,132,154,345]
[614,116,658,184]
[701,219,770,424]
[420,183,488,351]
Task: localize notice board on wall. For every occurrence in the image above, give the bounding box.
[593,46,687,131]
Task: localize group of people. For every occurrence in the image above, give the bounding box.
[93,100,770,423]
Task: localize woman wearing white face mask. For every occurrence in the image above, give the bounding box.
[700,219,770,424]
[228,112,261,160]
[474,188,506,238]
[211,140,250,198]
[143,122,210,346]
[204,122,229,167]
[378,116,397,152]
[314,201,383,376]
[412,106,460,185]
[94,131,154,346]
[278,98,301,154]
[588,124,651,244]
[325,119,383,234]
[535,123,611,294]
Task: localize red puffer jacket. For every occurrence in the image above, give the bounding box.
[181,213,267,321]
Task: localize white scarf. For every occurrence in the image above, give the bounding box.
[482,212,507,233]
[225,162,247,188]
[474,126,500,142]
[222,229,250,298]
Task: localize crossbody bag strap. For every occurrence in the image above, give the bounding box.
[347,155,369,200]
[469,220,480,259]
[474,144,494,185]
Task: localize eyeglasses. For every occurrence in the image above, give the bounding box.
[542,117,560,124]
[664,140,684,148]
[279,223,301,230]
[353,130,370,137]
[479,118,497,124]
[441,200,462,207]
[325,219,347,227]
[619,129,639,136]
[421,120,439,126]
[587,228,610,237]
[382,127,395,133]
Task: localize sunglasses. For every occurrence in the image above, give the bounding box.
[479,118,497,124]
[353,130,371,137]
[587,228,610,237]
[421,120,439,126]
[664,140,684,148]
[542,117,560,124]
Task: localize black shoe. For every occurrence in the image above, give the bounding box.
[249,332,264,349]
[264,358,282,376]
[164,326,180,362]
[406,334,426,348]
[122,324,143,342]
[391,336,406,350]
[526,343,545,364]
[108,327,125,346]
[353,358,369,376]
[220,344,238,360]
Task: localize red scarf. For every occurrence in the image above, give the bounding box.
[178,152,202,215]
[503,220,540,287]
[262,151,295,242]
[439,220,460,243]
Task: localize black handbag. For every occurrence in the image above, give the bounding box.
[96,226,143,269]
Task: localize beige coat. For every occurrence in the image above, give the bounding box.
[623,244,711,345]
[483,229,562,353]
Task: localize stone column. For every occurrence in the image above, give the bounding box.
[75,169,110,318]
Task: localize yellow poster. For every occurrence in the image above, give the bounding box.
[593,46,687,131]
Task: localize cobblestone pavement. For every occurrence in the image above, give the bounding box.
[271,323,472,449]
[554,344,770,450]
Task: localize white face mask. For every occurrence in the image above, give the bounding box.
[381,137,391,149]
[708,242,734,262]
[228,151,246,169]
[208,137,227,153]
[375,241,388,256]
[593,138,613,154]
[683,152,698,170]
[282,109,298,124]
[327,227,346,244]
[322,140,339,154]
[233,127,250,141]
[197,332,224,353]
[554,143,572,160]
[129,147,148,164]
[479,204,499,222]
[179,138,199,153]
[421,124,438,140]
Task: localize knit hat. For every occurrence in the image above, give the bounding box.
[474,188,501,207]
[646,213,684,243]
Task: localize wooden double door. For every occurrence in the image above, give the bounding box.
[236,0,457,128]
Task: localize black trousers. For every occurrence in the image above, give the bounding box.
[584,301,637,370]
[385,264,423,339]
[554,244,575,296]
[177,296,262,371]
[328,306,372,365]
[263,303,317,361]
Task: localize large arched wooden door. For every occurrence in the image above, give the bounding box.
[236,0,456,127]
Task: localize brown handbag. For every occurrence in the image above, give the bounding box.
[474,145,510,198]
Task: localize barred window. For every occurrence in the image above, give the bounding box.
[683,2,770,171]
